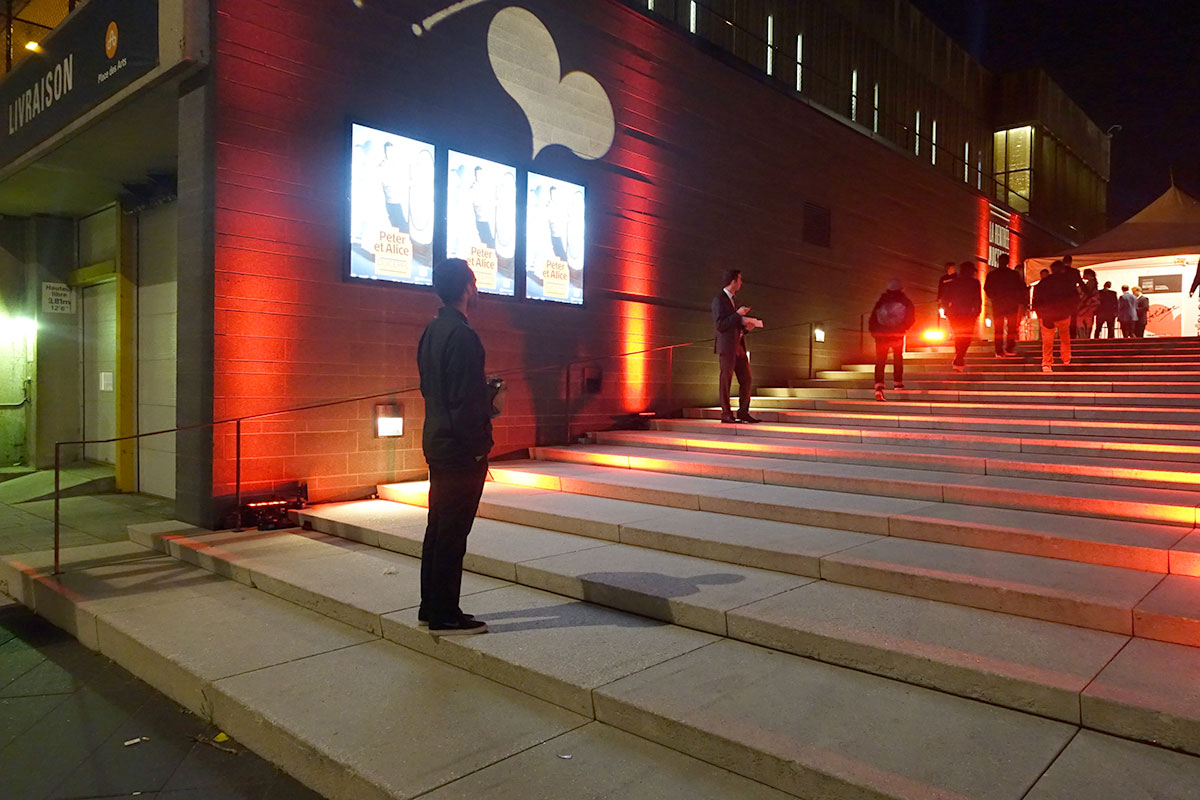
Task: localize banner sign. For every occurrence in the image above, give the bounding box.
[0,0,159,166]
[1140,274,1182,294]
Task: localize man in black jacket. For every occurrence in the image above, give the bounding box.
[713,268,760,424]
[983,254,1027,356]
[1032,260,1077,372]
[1096,281,1118,338]
[417,259,492,635]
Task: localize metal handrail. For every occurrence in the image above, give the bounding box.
[50,295,940,574]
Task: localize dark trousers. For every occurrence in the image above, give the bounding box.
[718,351,752,415]
[993,311,1019,354]
[1136,319,1147,337]
[1119,319,1136,338]
[874,336,904,386]
[1095,316,1115,338]
[421,459,488,623]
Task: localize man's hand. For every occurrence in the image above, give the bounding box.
[737,305,750,316]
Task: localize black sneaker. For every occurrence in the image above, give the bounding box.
[736,412,761,424]
[418,611,475,628]
[429,616,488,635]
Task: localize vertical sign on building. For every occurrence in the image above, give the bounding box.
[987,204,1013,267]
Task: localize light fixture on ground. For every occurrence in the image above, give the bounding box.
[922,328,946,342]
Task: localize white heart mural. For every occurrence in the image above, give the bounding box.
[487,6,616,161]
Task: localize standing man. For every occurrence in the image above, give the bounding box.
[1096,280,1118,338]
[984,254,1027,356]
[1133,286,1150,337]
[713,268,760,424]
[417,259,492,635]
[936,261,957,316]
[1032,260,1077,372]
[1118,285,1138,338]
[943,261,982,371]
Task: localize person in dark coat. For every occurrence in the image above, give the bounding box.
[1096,280,1118,338]
[1077,268,1100,339]
[936,262,956,316]
[943,261,982,371]
[1118,285,1138,338]
[1133,286,1150,337]
[868,279,916,400]
[712,268,761,423]
[983,254,1027,356]
[1032,260,1078,372]
[416,259,493,635]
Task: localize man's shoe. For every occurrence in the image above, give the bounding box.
[893,383,905,390]
[1042,365,1053,373]
[418,611,474,628]
[736,412,761,424]
[720,414,741,424]
[429,616,488,635]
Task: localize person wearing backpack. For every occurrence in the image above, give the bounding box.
[944,261,983,371]
[868,279,916,401]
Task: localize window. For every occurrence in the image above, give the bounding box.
[872,83,879,133]
[766,15,774,76]
[914,111,921,156]
[689,1,697,33]
[994,126,1033,212]
[795,34,803,92]
[850,69,858,122]
[963,142,970,182]
[931,120,937,165]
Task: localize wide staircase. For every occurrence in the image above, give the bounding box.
[11,335,1200,798]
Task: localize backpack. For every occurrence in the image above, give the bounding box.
[874,299,908,329]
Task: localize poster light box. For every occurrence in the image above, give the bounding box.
[446,150,517,297]
[525,172,585,305]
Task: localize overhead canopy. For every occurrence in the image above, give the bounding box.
[1026,186,1200,277]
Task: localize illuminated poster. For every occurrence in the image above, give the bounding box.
[447,151,517,296]
[525,173,585,304]
[349,124,436,285]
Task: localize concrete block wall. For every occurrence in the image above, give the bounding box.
[204,0,1067,516]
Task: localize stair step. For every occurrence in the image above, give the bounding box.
[756,398,1200,424]
[115,521,1084,800]
[655,417,1200,464]
[375,481,1181,638]
[597,429,1200,493]
[534,444,1200,529]
[806,378,1200,393]
[293,502,1185,741]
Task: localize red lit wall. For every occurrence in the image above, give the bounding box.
[209,0,1070,509]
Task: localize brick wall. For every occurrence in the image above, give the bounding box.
[209,0,1066,511]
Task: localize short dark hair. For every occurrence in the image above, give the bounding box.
[1050,260,1065,273]
[722,268,742,287]
[957,261,976,277]
[433,258,475,304]
[1121,284,1129,292]
[1039,269,1050,278]
[998,253,1010,266]
[1104,281,1112,289]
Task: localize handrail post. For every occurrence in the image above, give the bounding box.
[667,346,674,413]
[563,364,572,444]
[53,442,61,576]
[234,419,243,532]
[807,322,814,381]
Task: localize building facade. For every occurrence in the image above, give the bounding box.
[0,0,1099,527]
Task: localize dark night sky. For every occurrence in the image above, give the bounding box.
[908,0,1200,226]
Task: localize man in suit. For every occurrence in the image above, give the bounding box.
[1096,281,1118,338]
[1118,285,1138,338]
[1133,286,1150,337]
[713,268,760,424]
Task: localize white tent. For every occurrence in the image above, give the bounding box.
[1026,187,1200,336]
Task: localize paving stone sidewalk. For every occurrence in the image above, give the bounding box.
[0,474,325,799]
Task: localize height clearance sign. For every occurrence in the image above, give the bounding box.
[0,0,158,166]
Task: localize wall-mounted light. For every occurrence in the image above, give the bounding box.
[922,328,946,342]
[24,41,40,52]
[373,403,404,437]
[813,327,826,343]
[984,318,993,327]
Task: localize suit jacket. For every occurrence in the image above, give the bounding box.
[1118,292,1137,322]
[712,289,746,356]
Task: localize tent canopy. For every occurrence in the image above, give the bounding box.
[1026,186,1200,277]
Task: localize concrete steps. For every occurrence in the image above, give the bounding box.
[97,518,1175,800]
[687,405,1200,441]
[296,494,1200,764]
[655,416,1200,465]
[375,479,1200,642]
[528,444,1200,530]
[595,428,1200,494]
[756,397,1200,424]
